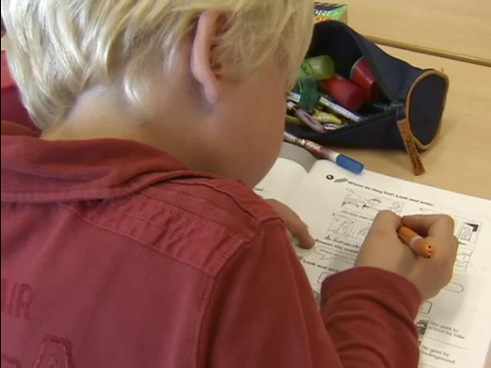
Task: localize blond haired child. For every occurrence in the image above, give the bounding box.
[1,1,457,367]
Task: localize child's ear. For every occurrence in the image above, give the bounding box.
[190,11,224,105]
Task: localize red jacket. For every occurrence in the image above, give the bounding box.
[1,51,38,133]
[1,122,421,368]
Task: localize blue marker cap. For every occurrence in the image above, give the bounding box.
[336,154,365,174]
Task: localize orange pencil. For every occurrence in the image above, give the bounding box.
[398,226,434,258]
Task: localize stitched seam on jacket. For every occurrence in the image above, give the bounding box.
[59,203,247,277]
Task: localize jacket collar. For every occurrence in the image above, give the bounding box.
[1,121,212,203]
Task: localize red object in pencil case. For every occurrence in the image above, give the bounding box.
[320,75,367,112]
[350,57,380,102]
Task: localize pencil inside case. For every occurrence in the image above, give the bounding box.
[286,21,449,151]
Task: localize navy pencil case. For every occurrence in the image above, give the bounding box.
[286,21,449,174]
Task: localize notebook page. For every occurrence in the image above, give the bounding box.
[254,143,316,202]
[283,159,491,368]
[254,157,308,203]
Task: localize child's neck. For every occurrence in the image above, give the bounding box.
[41,86,211,170]
[42,87,149,142]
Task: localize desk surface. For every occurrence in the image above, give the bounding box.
[340,0,491,62]
[340,46,491,201]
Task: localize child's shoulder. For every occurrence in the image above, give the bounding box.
[71,176,284,276]
[139,176,285,274]
[145,176,280,236]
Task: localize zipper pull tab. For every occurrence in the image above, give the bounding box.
[397,119,426,176]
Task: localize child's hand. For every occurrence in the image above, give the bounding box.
[355,211,458,300]
[266,199,315,249]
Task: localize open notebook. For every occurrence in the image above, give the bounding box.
[255,143,491,368]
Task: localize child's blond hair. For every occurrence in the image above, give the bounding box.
[2,0,314,129]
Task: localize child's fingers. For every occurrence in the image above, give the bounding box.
[289,222,315,249]
[279,206,314,249]
[403,215,458,266]
[266,199,315,249]
[370,210,401,232]
[402,215,455,238]
[425,234,459,264]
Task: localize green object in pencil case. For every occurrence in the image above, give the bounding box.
[299,55,335,81]
[296,78,321,113]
